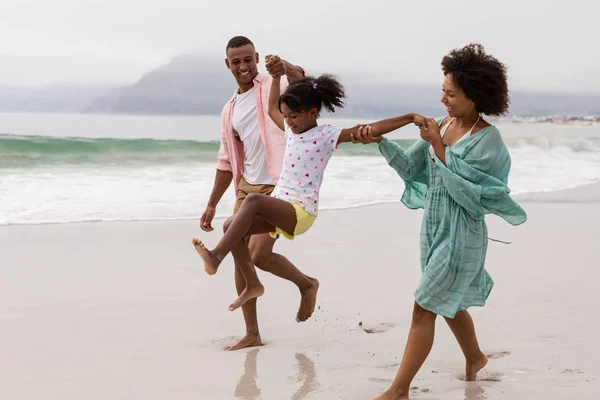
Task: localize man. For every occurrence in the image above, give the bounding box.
[199,36,319,351]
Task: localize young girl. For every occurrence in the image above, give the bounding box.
[192,71,423,312]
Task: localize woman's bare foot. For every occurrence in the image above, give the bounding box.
[466,354,489,381]
[374,389,409,400]
[296,278,319,322]
[224,333,263,351]
[229,284,265,311]
[191,238,222,275]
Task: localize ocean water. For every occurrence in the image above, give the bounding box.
[1,113,599,225]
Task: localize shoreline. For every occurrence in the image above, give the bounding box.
[514,181,600,203]
[2,181,599,228]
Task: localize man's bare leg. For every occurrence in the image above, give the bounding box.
[225,260,262,351]
[249,233,319,322]
[444,310,488,381]
[223,218,262,351]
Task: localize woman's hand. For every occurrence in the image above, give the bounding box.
[419,118,442,145]
[350,125,382,144]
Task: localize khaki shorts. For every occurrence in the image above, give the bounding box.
[233,176,275,214]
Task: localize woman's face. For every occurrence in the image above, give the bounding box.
[440,74,476,118]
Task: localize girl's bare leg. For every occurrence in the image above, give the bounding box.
[444,310,488,381]
[192,194,298,275]
[375,302,437,400]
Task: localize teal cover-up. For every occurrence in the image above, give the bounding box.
[378,118,527,318]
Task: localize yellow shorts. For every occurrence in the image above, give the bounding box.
[270,203,316,240]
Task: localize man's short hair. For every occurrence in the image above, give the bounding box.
[226,36,255,53]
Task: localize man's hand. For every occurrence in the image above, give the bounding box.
[200,206,216,232]
[265,55,285,78]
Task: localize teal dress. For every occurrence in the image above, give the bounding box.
[379,119,527,318]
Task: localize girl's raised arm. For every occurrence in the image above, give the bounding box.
[268,74,285,131]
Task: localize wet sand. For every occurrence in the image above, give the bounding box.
[1,184,599,399]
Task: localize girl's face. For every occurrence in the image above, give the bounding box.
[280,104,318,134]
[440,74,477,118]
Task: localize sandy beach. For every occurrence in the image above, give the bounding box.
[1,183,599,399]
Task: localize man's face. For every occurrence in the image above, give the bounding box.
[225,44,259,87]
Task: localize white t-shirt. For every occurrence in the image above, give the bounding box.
[232,88,273,185]
[271,124,342,216]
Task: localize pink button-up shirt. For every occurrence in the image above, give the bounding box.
[216,73,290,193]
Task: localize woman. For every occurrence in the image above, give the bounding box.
[355,43,527,399]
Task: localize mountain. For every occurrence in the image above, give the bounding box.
[508,91,600,116]
[2,53,599,117]
[0,83,116,113]
[83,53,234,115]
[83,53,600,117]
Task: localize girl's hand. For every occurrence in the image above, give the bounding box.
[413,114,426,129]
[265,55,284,78]
[350,125,382,144]
[419,118,442,145]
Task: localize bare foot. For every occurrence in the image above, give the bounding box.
[224,333,263,351]
[373,390,409,400]
[229,284,265,311]
[191,238,221,275]
[297,277,319,322]
[466,354,489,381]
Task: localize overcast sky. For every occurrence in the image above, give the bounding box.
[0,0,597,93]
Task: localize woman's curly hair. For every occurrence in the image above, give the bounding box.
[441,43,510,116]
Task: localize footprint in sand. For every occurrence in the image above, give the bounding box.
[562,368,584,374]
[208,336,239,349]
[409,386,433,395]
[209,336,265,351]
[479,372,505,382]
[457,371,505,382]
[487,351,511,359]
[453,351,509,382]
[369,377,392,384]
[376,363,400,369]
[359,322,396,334]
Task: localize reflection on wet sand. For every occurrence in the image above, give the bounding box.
[234,349,261,400]
[233,350,319,400]
[463,382,487,400]
[291,353,319,400]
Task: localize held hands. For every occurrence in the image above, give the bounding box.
[350,125,381,144]
[265,55,285,78]
[418,118,442,145]
[349,114,429,145]
[200,205,216,232]
[413,114,426,129]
